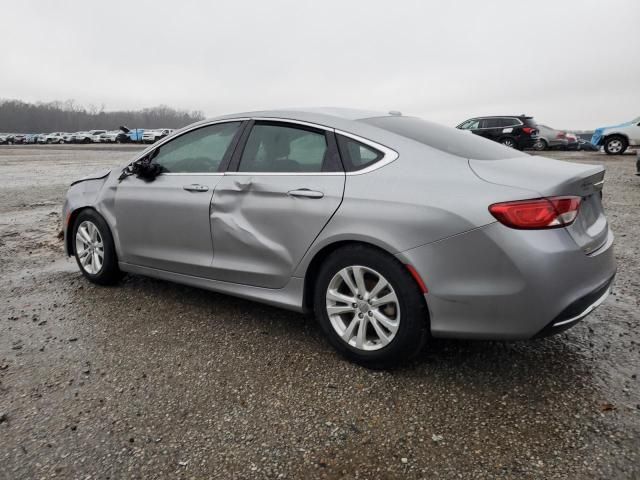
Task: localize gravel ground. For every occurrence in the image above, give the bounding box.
[0,145,638,479]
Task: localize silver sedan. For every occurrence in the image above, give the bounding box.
[63,108,616,367]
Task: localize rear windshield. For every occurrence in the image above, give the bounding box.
[361,116,527,160]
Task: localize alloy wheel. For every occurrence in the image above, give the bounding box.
[607,139,623,153]
[75,220,104,275]
[325,266,400,351]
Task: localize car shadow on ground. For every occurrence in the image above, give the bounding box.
[67,271,597,400]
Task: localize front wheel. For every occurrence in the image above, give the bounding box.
[72,210,121,285]
[533,139,547,151]
[603,135,628,155]
[314,245,428,368]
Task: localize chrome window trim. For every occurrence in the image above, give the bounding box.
[129,116,399,177]
[225,172,344,177]
[335,129,399,176]
[130,117,250,164]
[161,172,224,176]
[251,117,334,132]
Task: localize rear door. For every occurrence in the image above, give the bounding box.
[210,120,345,288]
[480,118,502,142]
[115,121,244,277]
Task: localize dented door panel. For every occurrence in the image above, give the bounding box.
[209,174,345,288]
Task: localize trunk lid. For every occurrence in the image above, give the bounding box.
[469,155,609,254]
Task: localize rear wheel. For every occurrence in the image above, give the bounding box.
[72,210,121,285]
[500,137,517,149]
[313,245,428,368]
[603,135,627,155]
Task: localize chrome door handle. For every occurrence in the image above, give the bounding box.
[287,189,324,199]
[183,184,209,192]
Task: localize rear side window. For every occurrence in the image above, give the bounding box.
[362,116,528,160]
[336,135,383,172]
[522,117,537,127]
[238,123,328,173]
[481,118,501,128]
[502,118,520,127]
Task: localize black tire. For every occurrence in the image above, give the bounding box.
[72,209,122,285]
[500,137,518,149]
[313,245,428,369]
[603,135,628,155]
[534,139,547,151]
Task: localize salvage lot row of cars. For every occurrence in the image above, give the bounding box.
[0,127,174,145]
[2,115,639,155]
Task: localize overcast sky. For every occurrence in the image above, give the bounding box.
[2,0,639,129]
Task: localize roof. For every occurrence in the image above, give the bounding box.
[208,107,395,129]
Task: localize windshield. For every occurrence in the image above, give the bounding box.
[361,116,528,160]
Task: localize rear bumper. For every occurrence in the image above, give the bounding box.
[517,136,538,149]
[534,274,614,337]
[397,222,616,340]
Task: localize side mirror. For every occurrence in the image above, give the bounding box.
[118,150,164,182]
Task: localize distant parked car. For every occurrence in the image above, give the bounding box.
[456,115,539,150]
[592,116,640,155]
[24,134,39,144]
[577,138,599,151]
[533,125,568,151]
[62,133,75,143]
[565,133,579,151]
[118,126,144,143]
[11,134,27,144]
[142,128,173,143]
[73,130,106,143]
[0,133,11,144]
[45,132,68,144]
[37,133,51,144]
[99,131,121,143]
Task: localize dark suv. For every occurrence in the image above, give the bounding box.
[456,115,539,150]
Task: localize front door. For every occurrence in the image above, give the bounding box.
[114,121,243,277]
[210,121,345,288]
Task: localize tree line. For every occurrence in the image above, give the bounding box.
[0,99,206,133]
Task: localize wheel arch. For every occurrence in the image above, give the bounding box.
[65,206,93,256]
[301,239,428,315]
[603,132,629,143]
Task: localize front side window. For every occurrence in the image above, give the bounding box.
[336,135,383,172]
[238,123,328,173]
[153,122,240,173]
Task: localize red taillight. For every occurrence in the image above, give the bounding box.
[489,196,581,229]
[522,127,536,135]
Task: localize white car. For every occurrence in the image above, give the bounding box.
[592,116,640,155]
[45,132,68,144]
[73,130,106,143]
[142,128,173,144]
[99,131,121,143]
